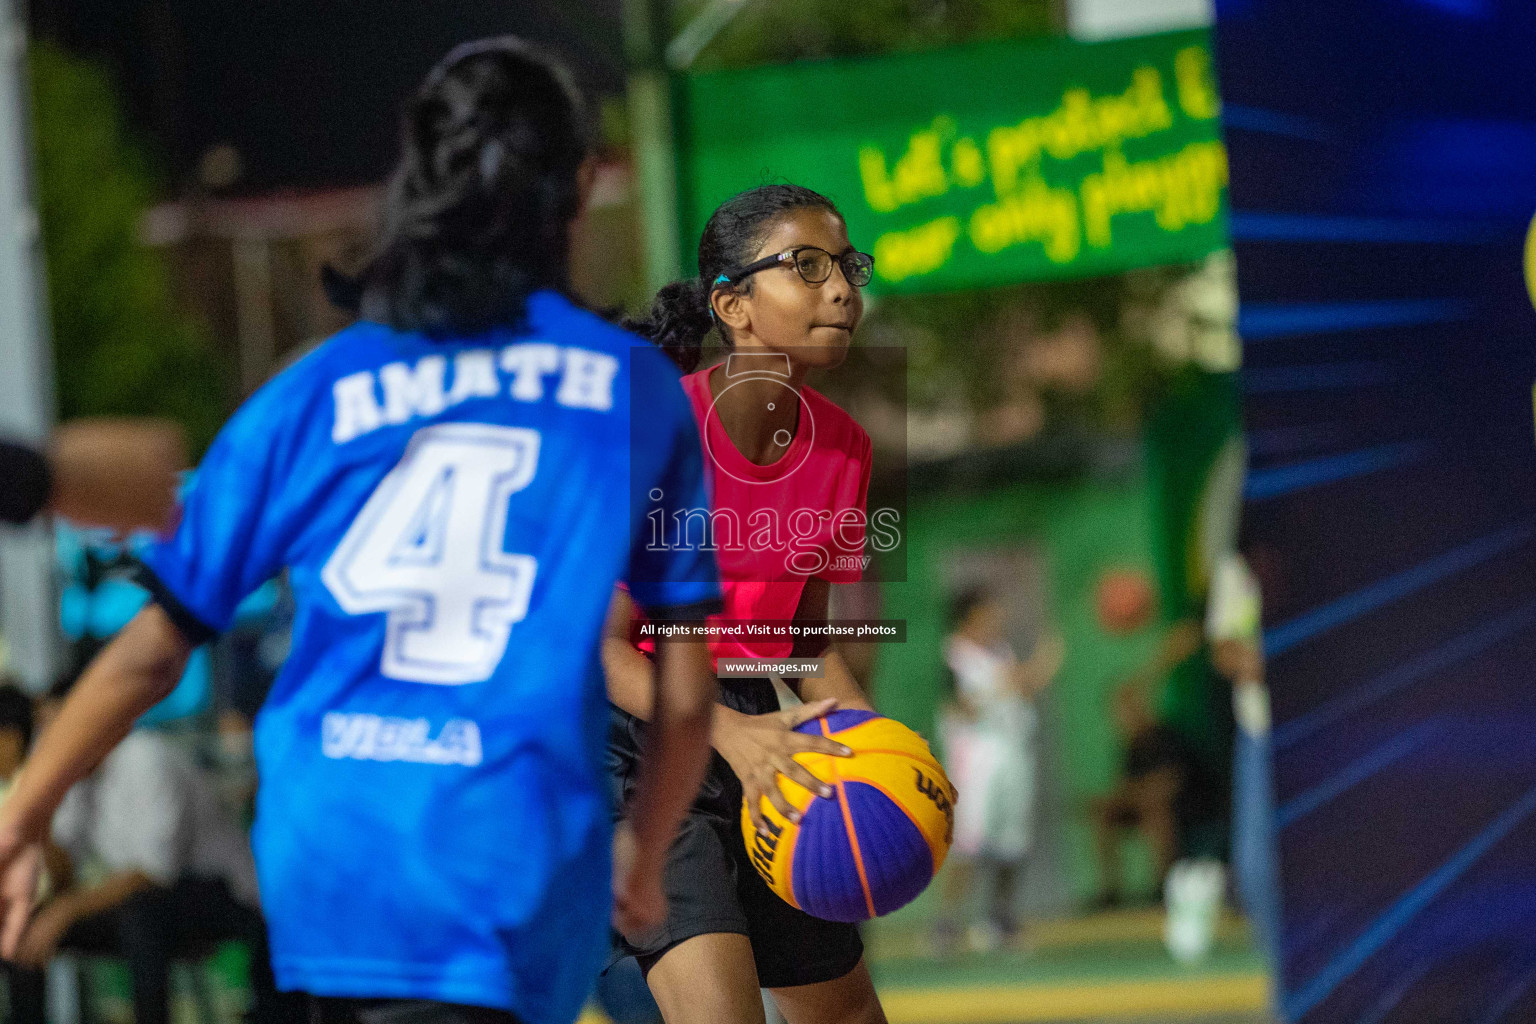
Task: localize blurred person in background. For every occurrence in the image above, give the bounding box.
[1207,528,1278,967]
[2,672,296,1024]
[0,36,719,1024]
[0,419,184,532]
[0,683,33,799]
[1088,633,1225,910]
[933,587,1061,954]
[0,681,39,1024]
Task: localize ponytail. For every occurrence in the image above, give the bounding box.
[328,37,589,337]
[622,279,715,373]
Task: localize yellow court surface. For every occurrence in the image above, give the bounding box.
[582,909,1271,1024]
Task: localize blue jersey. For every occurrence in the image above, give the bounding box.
[139,291,719,1023]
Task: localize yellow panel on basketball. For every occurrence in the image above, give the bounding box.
[741,709,956,922]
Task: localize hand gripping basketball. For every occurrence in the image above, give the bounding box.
[713,698,853,837]
[741,710,957,922]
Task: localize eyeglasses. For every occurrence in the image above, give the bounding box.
[716,246,875,290]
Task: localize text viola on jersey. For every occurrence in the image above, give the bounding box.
[332,343,621,444]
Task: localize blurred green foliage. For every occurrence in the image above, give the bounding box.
[870,266,1194,431]
[676,0,1059,69]
[30,42,226,452]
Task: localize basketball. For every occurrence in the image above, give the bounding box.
[742,709,956,922]
[1095,568,1155,634]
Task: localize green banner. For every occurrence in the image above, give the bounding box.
[675,29,1228,293]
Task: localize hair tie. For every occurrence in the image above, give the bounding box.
[707,274,729,322]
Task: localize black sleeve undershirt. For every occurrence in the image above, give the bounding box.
[641,596,724,623]
[130,562,219,646]
[0,441,51,526]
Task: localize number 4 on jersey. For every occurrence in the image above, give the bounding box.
[323,423,541,684]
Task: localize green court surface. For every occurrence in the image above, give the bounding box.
[579,908,1271,1024]
[70,909,1268,1024]
[861,909,1271,1023]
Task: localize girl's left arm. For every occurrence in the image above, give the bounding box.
[792,578,877,713]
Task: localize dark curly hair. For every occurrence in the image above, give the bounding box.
[325,37,590,337]
[623,183,841,372]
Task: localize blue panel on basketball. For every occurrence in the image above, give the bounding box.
[789,795,869,922]
[794,708,880,735]
[746,711,955,922]
[841,781,934,917]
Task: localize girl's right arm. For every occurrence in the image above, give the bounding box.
[612,633,715,936]
[0,604,193,955]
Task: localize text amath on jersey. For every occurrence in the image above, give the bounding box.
[331,343,621,444]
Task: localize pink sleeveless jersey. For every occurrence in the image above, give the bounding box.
[636,364,872,664]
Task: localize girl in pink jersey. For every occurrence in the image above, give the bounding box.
[604,185,886,1024]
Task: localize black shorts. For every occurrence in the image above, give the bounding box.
[607,679,864,989]
[307,997,523,1024]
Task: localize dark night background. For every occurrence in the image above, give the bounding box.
[29,0,626,192]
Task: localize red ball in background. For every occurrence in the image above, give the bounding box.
[1096,569,1155,634]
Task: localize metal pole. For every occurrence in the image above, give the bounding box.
[665,0,752,72]
[232,234,275,395]
[0,0,59,691]
[624,0,682,296]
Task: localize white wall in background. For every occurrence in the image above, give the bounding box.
[1067,0,1213,40]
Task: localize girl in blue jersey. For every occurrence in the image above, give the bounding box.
[0,38,719,1024]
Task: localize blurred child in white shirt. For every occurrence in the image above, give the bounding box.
[933,587,1063,953]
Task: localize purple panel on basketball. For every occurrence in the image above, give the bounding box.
[793,708,880,736]
[787,793,869,922]
[801,781,936,920]
[849,781,935,916]
[747,709,952,922]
